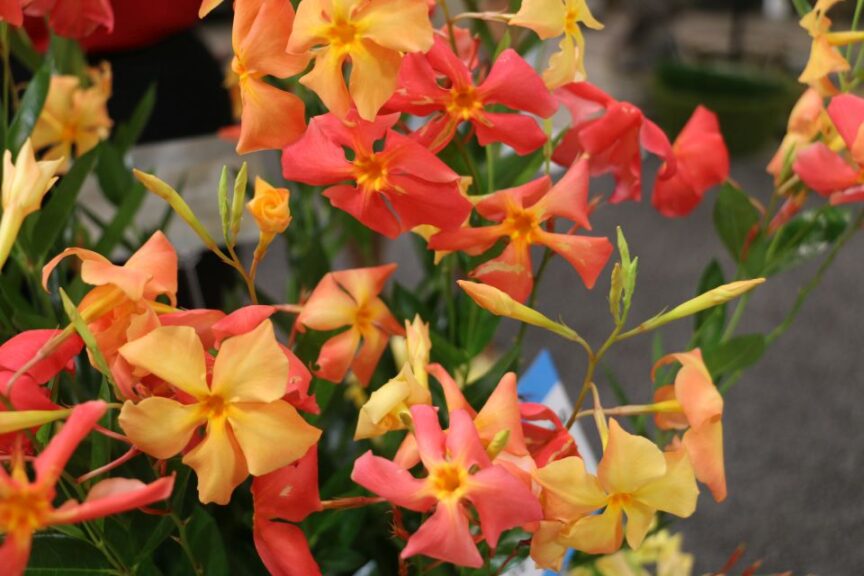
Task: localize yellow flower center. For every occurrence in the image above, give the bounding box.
[564,8,580,36]
[0,485,51,537]
[354,153,389,192]
[503,209,540,244]
[201,395,229,420]
[354,303,374,333]
[446,86,484,121]
[607,493,632,508]
[325,16,361,55]
[428,462,468,501]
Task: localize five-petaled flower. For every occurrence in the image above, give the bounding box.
[429,157,613,303]
[118,320,321,504]
[282,112,471,238]
[388,36,558,154]
[352,405,543,568]
[287,0,434,121]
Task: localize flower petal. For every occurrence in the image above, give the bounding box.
[253,518,322,576]
[351,451,435,512]
[229,401,321,476]
[183,418,249,505]
[119,397,204,459]
[35,401,106,486]
[401,501,482,568]
[349,41,402,122]
[314,328,361,383]
[301,48,352,119]
[119,326,209,398]
[212,320,288,403]
[51,477,174,525]
[466,465,542,548]
[634,446,699,518]
[238,78,306,154]
[447,409,490,470]
[252,447,322,522]
[410,404,445,468]
[535,456,607,520]
[794,142,860,195]
[358,0,434,53]
[559,503,623,555]
[597,419,667,495]
[479,49,557,118]
[683,420,726,503]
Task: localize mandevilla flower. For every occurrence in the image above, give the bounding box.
[794,93,864,204]
[652,106,729,217]
[0,139,62,271]
[231,0,309,153]
[296,264,403,385]
[532,420,698,568]
[430,158,613,303]
[352,405,543,568]
[388,36,558,154]
[287,0,434,121]
[117,320,321,504]
[354,364,430,440]
[31,64,112,171]
[0,0,113,37]
[554,82,674,204]
[767,88,825,182]
[0,402,173,576]
[283,112,471,238]
[510,0,603,88]
[652,349,726,502]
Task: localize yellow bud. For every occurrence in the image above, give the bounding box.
[486,429,510,460]
[620,278,766,340]
[0,408,72,434]
[458,280,586,344]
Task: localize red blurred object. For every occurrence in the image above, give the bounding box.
[26,0,200,52]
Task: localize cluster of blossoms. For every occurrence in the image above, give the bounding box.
[0,0,862,574]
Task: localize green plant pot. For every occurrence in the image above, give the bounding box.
[650,61,798,156]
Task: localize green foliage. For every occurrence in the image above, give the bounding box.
[7,62,50,154]
[713,183,761,263]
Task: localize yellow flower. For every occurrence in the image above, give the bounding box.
[0,139,62,270]
[31,64,112,171]
[532,420,698,567]
[510,0,603,88]
[354,364,431,440]
[287,0,434,120]
[118,320,321,504]
[799,0,864,94]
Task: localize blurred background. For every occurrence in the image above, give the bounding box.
[22,0,862,573]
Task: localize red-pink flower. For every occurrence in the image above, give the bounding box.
[429,158,613,302]
[794,93,864,205]
[252,447,322,576]
[296,265,404,386]
[4,0,114,38]
[282,112,471,238]
[553,82,674,204]
[352,405,542,567]
[386,36,558,154]
[0,401,174,575]
[653,106,729,217]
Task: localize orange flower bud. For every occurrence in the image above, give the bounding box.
[247,177,291,236]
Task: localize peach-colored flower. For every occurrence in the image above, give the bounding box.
[118,320,321,504]
[652,349,726,502]
[798,0,864,95]
[297,264,404,385]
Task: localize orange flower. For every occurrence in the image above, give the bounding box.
[532,420,698,568]
[798,0,864,95]
[31,64,112,171]
[287,0,434,120]
[652,349,726,502]
[231,0,309,153]
[767,88,826,182]
[118,320,321,504]
[297,264,404,385]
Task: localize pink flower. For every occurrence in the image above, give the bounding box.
[351,405,542,567]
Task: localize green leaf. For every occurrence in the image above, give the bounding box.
[713,184,760,262]
[59,288,114,387]
[764,206,852,275]
[26,532,112,572]
[93,182,146,255]
[48,34,88,78]
[492,29,512,59]
[95,142,132,207]
[31,146,101,263]
[113,84,156,153]
[9,27,42,73]
[7,62,51,154]
[791,0,811,17]
[183,508,229,576]
[693,260,726,349]
[702,334,766,379]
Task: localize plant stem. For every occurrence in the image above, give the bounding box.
[566,322,624,430]
[320,496,386,510]
[170,512,205,576]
